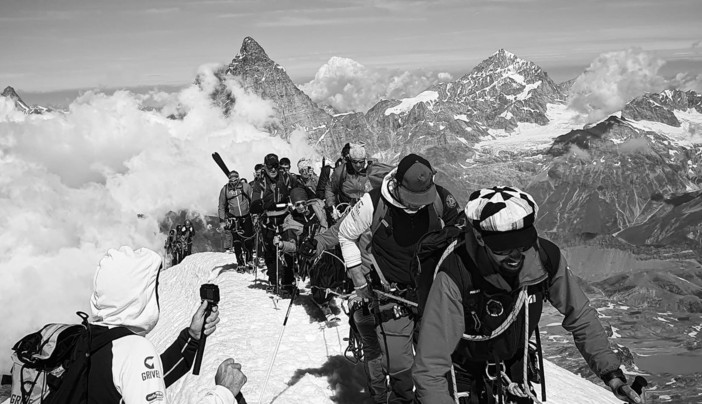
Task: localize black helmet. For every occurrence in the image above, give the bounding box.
[264,153,279,168]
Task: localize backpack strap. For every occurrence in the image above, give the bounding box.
[536,238,560,278]
[369,189,388,236]
[89,326,133,353]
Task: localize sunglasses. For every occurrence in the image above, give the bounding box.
[350,158,366,165]
[490,245,531,256]
[265,164,278,171]
[294,201,307,207]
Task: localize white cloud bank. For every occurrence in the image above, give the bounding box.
[299,56,452,113]
[0,64,317,373]
[568,46,702,124]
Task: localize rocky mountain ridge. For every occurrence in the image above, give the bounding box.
[1,86,48,114]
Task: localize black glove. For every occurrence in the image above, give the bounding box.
[299,238,318,260]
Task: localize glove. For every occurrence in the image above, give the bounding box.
[606,371,643,404]
[299,238,318,260]
[273,235,282,248]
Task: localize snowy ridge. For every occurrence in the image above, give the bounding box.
[141,253,621,404]
[384,91,438,116]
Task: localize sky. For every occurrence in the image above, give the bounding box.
[2,0,702,97]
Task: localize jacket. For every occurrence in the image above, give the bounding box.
[338,169,459,284]
[88,246,235,404]
[279,199,328,253]
[258,171,297,217]
[324,163,369,208]
[219,181,253,219]
[412,235,622,404]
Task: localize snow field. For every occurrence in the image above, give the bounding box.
[131,252,622,403]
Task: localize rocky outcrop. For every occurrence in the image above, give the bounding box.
[617,191,702,253]
[622,89,702,126]
[528,116,698,241]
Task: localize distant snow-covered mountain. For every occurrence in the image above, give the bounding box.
[194,37,702,255]
[1,86,49,114]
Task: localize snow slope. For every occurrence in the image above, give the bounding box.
[1,252,623,404]
[149,252,622,404]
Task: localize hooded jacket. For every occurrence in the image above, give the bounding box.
[88,246,234,404]
[412,233,622,404]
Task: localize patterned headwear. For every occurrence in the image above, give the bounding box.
[464,186,538,251]
[297,158,312,172]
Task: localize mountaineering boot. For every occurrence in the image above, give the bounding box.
[364,355,389,403]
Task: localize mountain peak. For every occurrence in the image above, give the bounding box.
[474,48,532,73]
[231,36,272,65]
[493,48,517,60]
[2,86,21,101]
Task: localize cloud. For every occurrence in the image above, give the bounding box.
[669,72,702,92]
[567,48,667,123]
[0,64,318,372]
[299,56,452,113]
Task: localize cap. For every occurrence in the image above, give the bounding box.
[464,186,539,251]
[228,170,239,179]
[349,143,366,160]
[280,157,291,167]
[290,187,308,204]
[395,154,437,207]
[264,153,279,168]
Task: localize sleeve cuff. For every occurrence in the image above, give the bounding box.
[601,368,626,385]
[212,385,236,403]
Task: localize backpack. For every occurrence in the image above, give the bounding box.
[225,182,251,217]
[9,312,132,404]
[412,223,560,399]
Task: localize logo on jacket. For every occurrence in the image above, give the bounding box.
[146,391,164,402]
[144,356,155,369]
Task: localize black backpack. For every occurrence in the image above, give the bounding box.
[412,222,560,400]
[9,312,131,404]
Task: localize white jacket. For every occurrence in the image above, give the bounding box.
[89,246,234,404]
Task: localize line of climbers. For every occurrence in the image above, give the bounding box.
[214,144,644,404]
[8,143,644,404]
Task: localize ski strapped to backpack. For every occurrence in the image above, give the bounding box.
[10,311,132,404]
[417,223,561,403]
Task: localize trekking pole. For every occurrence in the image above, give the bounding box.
[258,285,299,403]
[253,219,259,283]
[275,226,280,294]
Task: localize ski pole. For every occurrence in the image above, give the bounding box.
[258,286,299,403]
